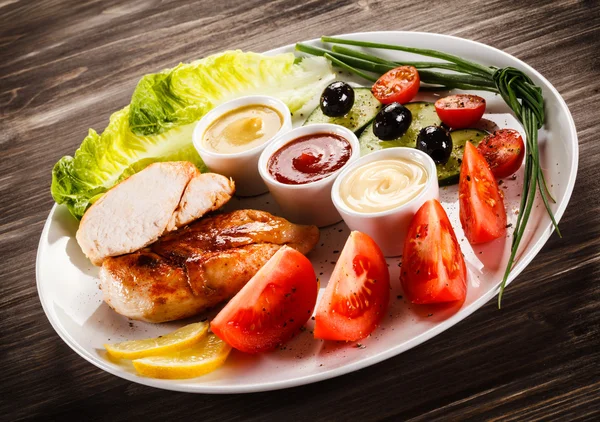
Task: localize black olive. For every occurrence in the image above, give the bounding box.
[417,126,453,165]
[320,81,355,117]
[373,103,412,140]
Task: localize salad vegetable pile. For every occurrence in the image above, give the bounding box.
[297,36,558,306]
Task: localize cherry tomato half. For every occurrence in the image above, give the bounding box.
[372,66,420,104]
[477,129,525,179]
[401,199,467,304]
[314,231,390,341]
[211,246,318,354]
[434,94,486,129]
[459,142,507,244]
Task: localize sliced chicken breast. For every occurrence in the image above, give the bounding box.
[100,209,320,323]
[77,162,198,266]
[76,162,234,266]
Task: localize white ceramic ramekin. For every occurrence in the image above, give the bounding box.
[192,95,292,196]
[258,124,360,227]
[331,148,440,256]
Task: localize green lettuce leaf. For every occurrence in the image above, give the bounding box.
[51,107,205,219]
[129,50,334,135]
[51,51,334,220]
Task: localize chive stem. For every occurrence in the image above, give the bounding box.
[321,36,496,77]
[418,69,497,89]
[330,45,396,65]
[297,43,395,74]
[331,45,466,72]
[323,53,379,83]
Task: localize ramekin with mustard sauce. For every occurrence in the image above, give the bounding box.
[192,96,292,196]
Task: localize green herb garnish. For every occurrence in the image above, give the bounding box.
[297,37,561,307]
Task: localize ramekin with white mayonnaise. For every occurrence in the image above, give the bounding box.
[331,148,439,256]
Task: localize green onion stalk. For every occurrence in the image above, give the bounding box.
[296,37,560,307]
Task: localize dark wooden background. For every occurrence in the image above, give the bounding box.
[1,0,599,420]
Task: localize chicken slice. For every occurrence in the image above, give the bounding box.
[99,210,319,323]
[76,162,234,266]
[77,162,198,266]
[167,173,235,231]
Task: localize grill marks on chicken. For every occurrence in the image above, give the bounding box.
[153,209,320,263]
[100,210,319,323]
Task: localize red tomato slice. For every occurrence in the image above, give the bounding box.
[401,199,467,304]
[459,141,507,244]
[434,94,486,129]
[371,66,420,104]
[314,231,390,341]
[477,129,525,179]
[210,246,318,354]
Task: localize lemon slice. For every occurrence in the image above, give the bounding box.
[104,322,208,360]
[132,334,232,379]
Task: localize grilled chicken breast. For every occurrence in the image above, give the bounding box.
[100,210,319,323]
[76,162,234,265]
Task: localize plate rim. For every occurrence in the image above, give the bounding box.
[36,30,579,394]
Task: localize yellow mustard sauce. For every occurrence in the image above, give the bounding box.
[202,105,282,154]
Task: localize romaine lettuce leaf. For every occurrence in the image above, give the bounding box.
[51,51,334,220]
[51,107,205,219]
[129,51,333,135]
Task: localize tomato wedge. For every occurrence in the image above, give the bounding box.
[459,141,507,244]
[371,66,420,104]
[434,94,486,129]
[314,231,390,341]
[210,246,318,354]
[477,129,525,179]
[401,199,467,304]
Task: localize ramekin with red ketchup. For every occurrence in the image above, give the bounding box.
[258,124,360,227]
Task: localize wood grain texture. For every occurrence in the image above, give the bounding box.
[1,0,599,420]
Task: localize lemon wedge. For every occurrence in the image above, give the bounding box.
[104,322,208,360]
[132,333,231,379]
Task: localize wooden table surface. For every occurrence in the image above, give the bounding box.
[2,0,599,420]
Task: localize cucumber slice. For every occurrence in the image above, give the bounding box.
[438,129,488,186]
[359,102,442,155]
[359,102,487,186]
[304,88,381,133]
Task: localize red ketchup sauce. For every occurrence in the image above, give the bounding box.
[268,133,352,185]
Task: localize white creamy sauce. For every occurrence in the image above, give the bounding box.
[340,158,428,213]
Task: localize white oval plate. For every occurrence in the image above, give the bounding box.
[36,32,578,393]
